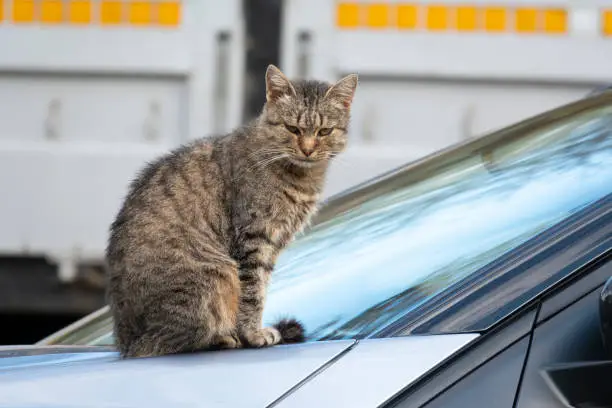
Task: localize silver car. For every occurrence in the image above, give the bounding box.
[2,90,612,408]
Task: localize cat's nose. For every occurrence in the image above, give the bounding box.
[299,137,316,157]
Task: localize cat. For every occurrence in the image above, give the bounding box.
[106,65,358,358]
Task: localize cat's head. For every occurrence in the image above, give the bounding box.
[260,65,358,168]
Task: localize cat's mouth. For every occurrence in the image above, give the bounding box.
[289,156,324,167]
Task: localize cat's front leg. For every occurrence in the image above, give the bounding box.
[237,264,281,347]
[235,231,282,348]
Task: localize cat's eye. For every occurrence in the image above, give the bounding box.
[318,128,333,137]
[285,125,300,135]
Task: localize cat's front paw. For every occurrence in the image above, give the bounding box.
[211,332,242,350]
[240,327,282,348]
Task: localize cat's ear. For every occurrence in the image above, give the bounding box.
[324,74,358,110]
[265,64,296,103]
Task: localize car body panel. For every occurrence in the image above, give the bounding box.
[276,334,479,408]
[0,346,117,370]
[0,335,478,408]
[0,340,354,408]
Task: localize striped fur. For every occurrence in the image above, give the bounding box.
[106,65,358,358]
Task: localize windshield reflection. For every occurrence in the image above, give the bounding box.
[262,106,612,340]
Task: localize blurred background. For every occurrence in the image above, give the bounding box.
[0,0,610,345]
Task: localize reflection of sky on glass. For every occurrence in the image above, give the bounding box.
[262,108,612,340]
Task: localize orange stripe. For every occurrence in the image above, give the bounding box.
[157,1,180,26]
[603,10,612,36]
[484,7,506,32]
[128,1,152,25]
[543,9,566,34]
[100,0,123,25]
[69,0,92,24]
[426,5,449,31]
[366,3,389,29]
[41,0,63,24]
[337,3,360,28]
[397,4,418,29]
[12,0,35,24]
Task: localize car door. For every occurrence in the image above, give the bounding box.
[514,258,612,408]
[383,308,535,408]
[384,262,612,408]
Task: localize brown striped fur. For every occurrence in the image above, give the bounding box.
[106,65,358,358]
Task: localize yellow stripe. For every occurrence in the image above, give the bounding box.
[335,3,571,36]
[515,8,538,33]
[100,0,122,25]
[543,9,566,34]
[128,1,151,25]
[41,0,63,24]
[2,0,182,27]
[426,5,448,31]
[483,7,506,32]
[158,1,180,26]
[12,0,35,23]
[456,6,479,31]
[366,3,389,29]
[397,4,418,29]
[603,10,612,36]
[69,0,92,24]
[337,2,360,29]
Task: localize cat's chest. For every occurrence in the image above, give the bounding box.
[269,188,318,224]
[271,203,317,248]
[254,188,319,243]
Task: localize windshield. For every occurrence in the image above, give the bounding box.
[42,98,612,346]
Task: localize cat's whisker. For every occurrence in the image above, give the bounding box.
[250,151,288,169]
[256,154,289,171]
[246,151,288,170]
[233,152,289,182]
[247,147,286,161]
[326,153,352,169]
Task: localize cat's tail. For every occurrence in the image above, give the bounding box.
[273,318,306,344]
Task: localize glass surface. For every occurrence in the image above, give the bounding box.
[59,315,114,346]
[264,106,612,340]
[45,102,612,346]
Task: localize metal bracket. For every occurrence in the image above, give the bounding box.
[143,100,161,141]
[296,30,312,80]
[44,98,61,140]
[461,104,476,141]
[213,31,231,134]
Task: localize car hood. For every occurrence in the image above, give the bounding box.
[0,341,354,408]
[0,334,477,408]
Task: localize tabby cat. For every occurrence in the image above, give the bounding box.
[106,65,358,358]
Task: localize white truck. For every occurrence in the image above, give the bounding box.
[0,0,610,285]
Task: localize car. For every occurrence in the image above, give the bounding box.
[3,90,612,408]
